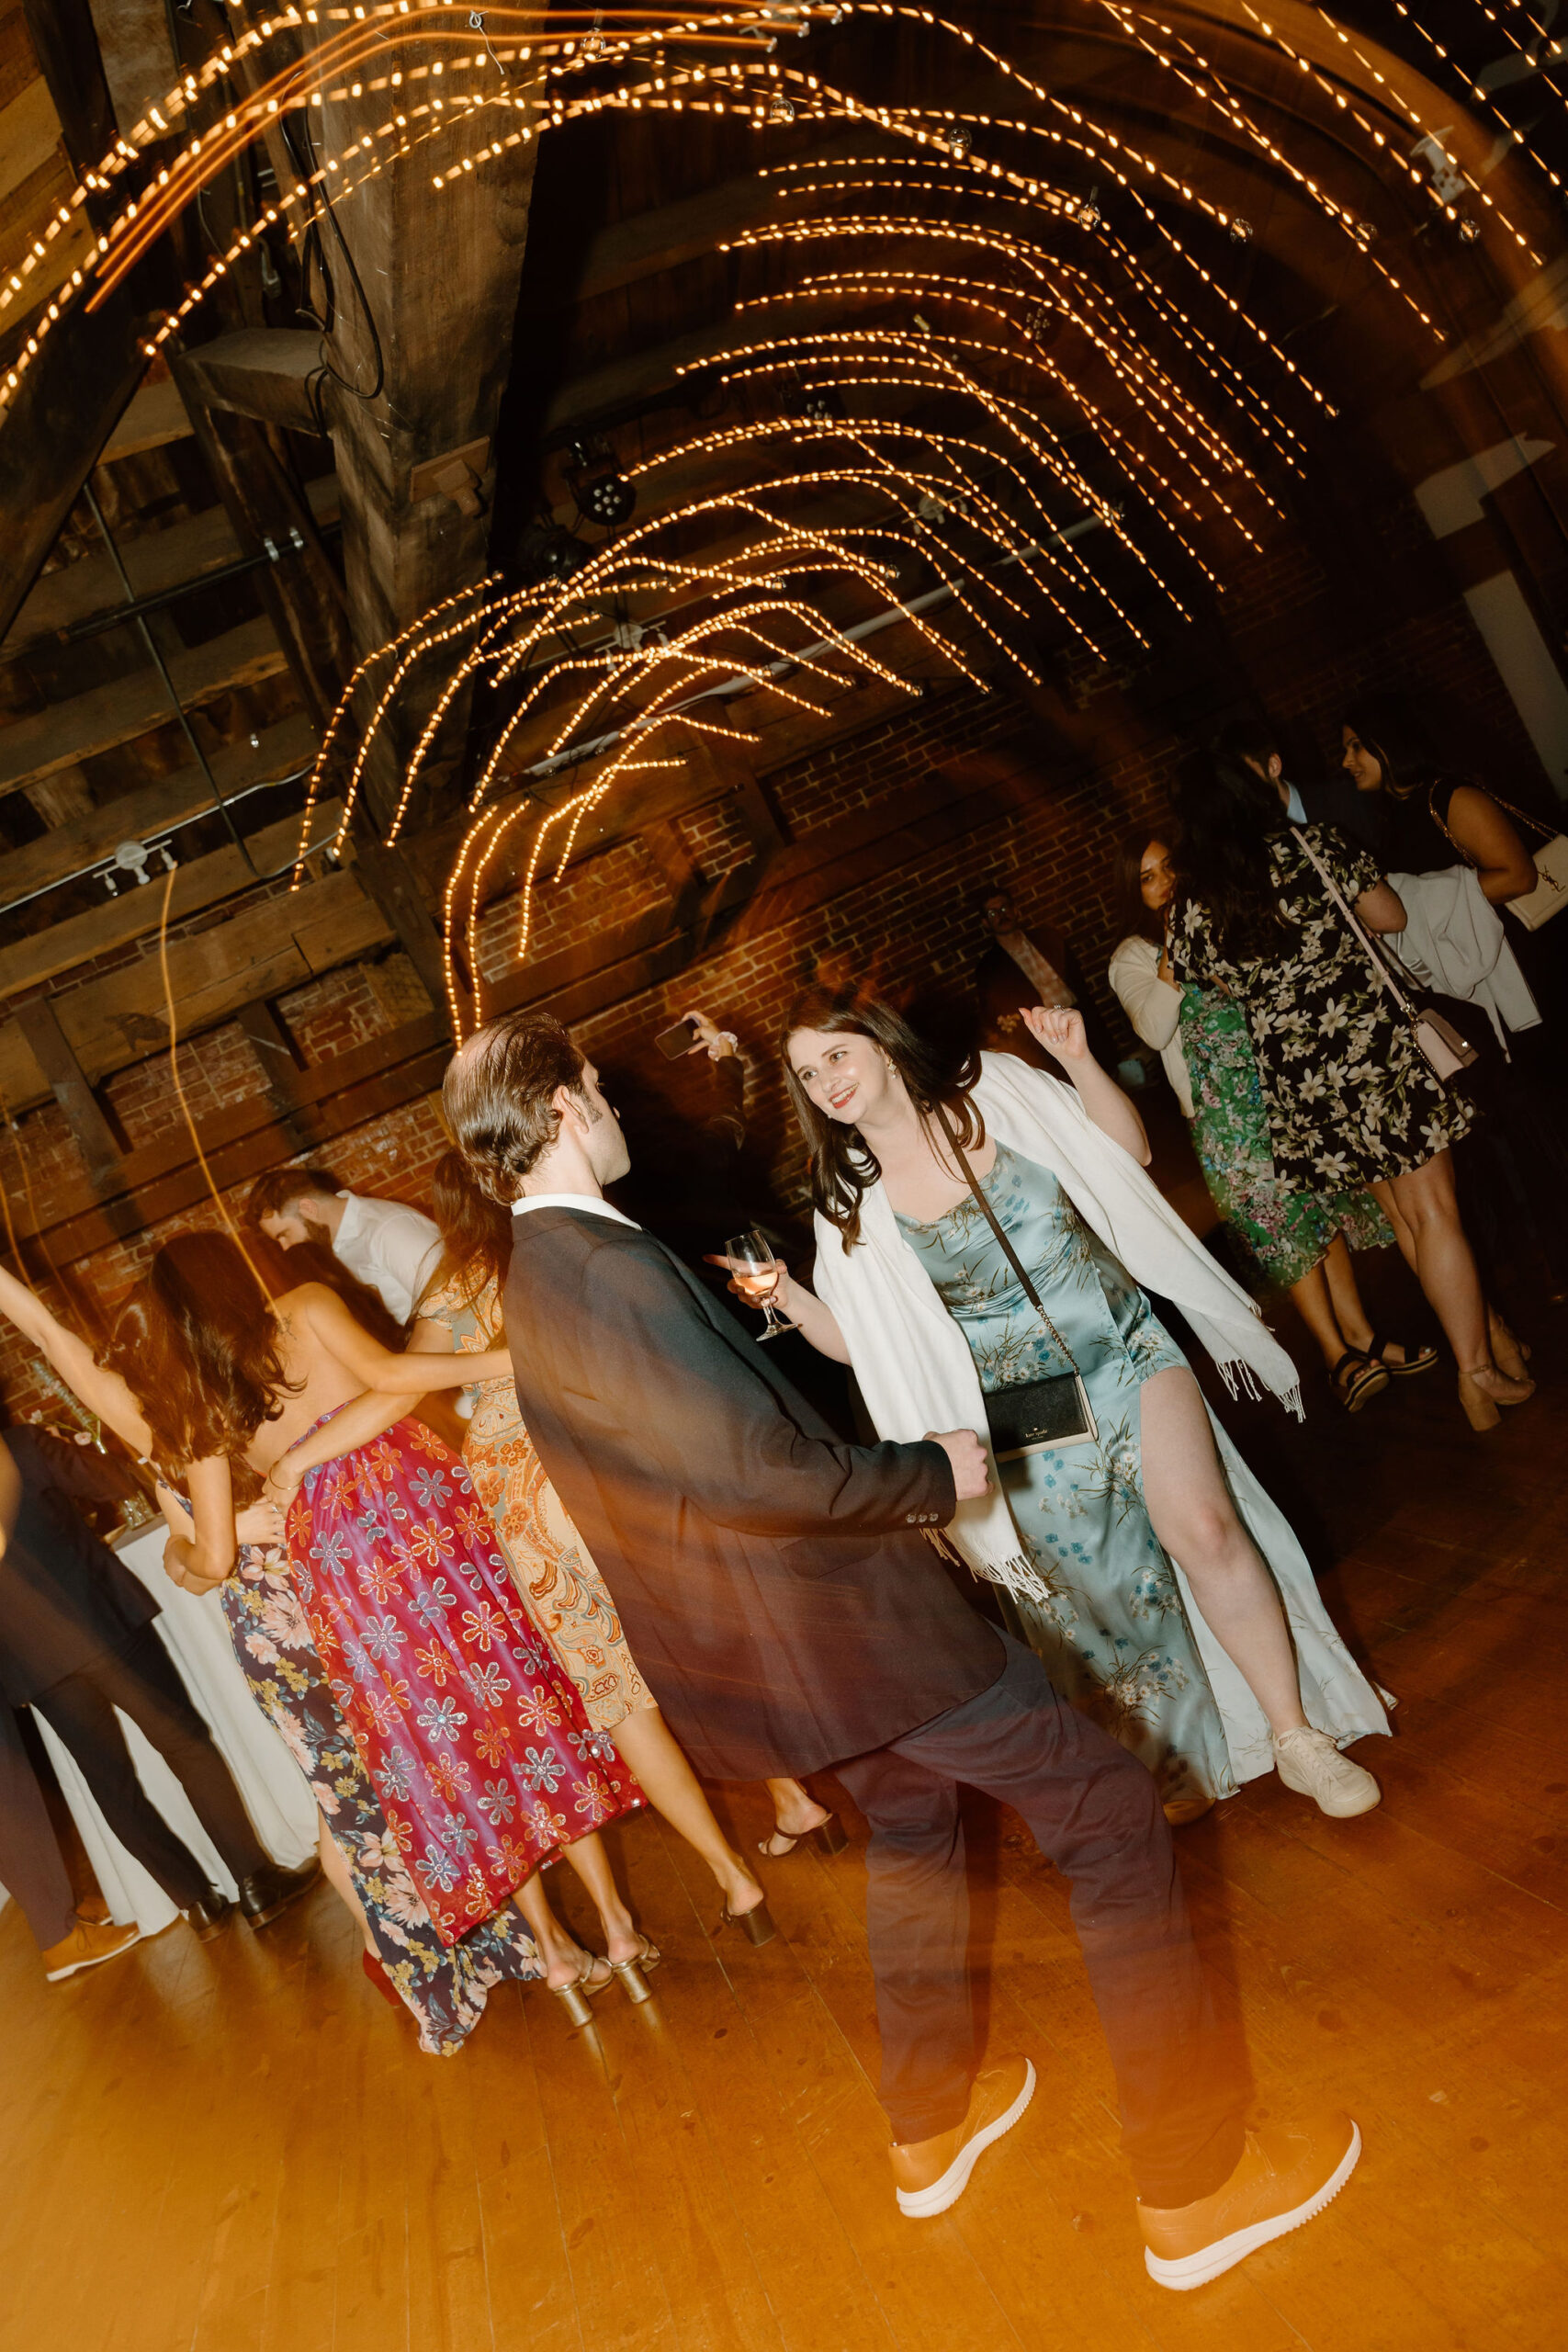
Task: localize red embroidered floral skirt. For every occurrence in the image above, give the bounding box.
[285,1412,644,1946]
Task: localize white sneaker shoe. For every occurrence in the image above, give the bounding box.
[1272,1727,1381,1818]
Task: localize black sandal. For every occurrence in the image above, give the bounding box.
[757,1812,849,1860]
[1368,1331,1438,1378]
[1330,1351,1391,1413]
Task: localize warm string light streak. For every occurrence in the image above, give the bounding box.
[1384,0,1568,203]
[6,0,1533,423]
[1237,3,1543,263]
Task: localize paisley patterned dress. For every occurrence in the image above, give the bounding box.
[284,1412,643,1945]
[419,1273,654,1734]
[896,1142,1229,1812]
[220,1537,544,2055]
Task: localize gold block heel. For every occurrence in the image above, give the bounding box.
[810,1815,849,1859]
[552,1981,596,2028]
[612,1959,652,2004]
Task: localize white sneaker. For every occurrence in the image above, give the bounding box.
[1272,1727,1381,1818]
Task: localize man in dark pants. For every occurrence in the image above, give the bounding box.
[0,1426,315,1939]
[445,1013,1359,2292]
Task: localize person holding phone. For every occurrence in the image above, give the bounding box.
[770,980,1389,1831]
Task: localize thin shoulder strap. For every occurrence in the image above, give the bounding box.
[1427,777,1553,854]
[1289,825,1417,1025]
[931,1104,1077,1369]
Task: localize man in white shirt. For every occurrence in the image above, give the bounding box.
[244,1165,441,1324]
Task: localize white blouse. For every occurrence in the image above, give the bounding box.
[1108,933,1194,1119]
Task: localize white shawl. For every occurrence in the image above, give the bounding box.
[810,1057,1391,1780]
[812,1054,1302,1594]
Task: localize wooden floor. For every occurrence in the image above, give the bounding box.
[6,1289,1568,2352]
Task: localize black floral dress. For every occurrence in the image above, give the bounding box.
[1169,823,1474,1193]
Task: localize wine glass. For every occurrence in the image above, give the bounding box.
[726,1230,799,1343]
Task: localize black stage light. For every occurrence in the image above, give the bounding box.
[568,437,637,529]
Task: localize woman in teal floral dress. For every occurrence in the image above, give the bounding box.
[1110,828,1429,1413]
[772,984,1391,1824]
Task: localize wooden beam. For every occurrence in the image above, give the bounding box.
[98,375,194,464]
[0,254,177,642]
[12,997,124,1190]
[4,475,339,654]
[0,799,344,999]
[0,616,290,799]
[0,864,395,1112]
[171,349,352,731]
[0,710,318,910]
[345,827,450,1014]
[174,331,327,439]
[19,0,115,178]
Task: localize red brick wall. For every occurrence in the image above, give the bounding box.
[0,494,1551,1424]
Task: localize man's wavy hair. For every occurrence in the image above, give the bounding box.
[444,1012,592,1205]
[100,1231,297,1468]
[781,981,983,1250]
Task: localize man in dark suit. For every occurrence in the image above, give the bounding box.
[444,1013,1359,2285]
[0,1424,315,1939]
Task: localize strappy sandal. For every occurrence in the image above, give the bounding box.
[1329,1350,1390,1413]
[1368,1331,1438,1378]
[757,1811,849,1860]
[548,1947,614,2028]
[609,1933,662,2006]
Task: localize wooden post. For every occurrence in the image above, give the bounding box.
[13,1000,125,1193]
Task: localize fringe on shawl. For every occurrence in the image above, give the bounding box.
[924,1526,1066,1610]
[1215,1356,1303,1422]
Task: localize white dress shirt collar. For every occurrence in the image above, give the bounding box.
[511,1192,640,1229]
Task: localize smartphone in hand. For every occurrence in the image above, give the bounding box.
[654,1016,699,1060]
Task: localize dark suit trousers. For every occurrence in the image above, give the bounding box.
[30,1623,266,1909]
[834,1636,1247,2209]
[1,1702,75,1949]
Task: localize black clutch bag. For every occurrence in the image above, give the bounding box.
[983,1370,1097,1463]
[932,1107,1099,1464]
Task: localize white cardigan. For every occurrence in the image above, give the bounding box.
[1108,933,1193,1117]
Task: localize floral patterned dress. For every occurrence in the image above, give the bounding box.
[1179,982,1393,1291]
[896,1142,1229,1811]
[220,1536,544,2055]
[419,1273,654,1734]
[1169,823,1474,1193]
[284,1412,643,1946]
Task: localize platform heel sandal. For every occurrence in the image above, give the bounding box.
[609,1936,662,2005]
[715,1898,777,1947]
[549,1950,613,2027]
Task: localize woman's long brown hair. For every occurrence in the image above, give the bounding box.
[780,982,984,1249]
[100,1230,299,1468]
[423,1148,513,1327]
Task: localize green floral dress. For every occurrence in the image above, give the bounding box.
[896,1142,1230,1811]
[1169,823,1473,1192]
[1180,984,1393,1291]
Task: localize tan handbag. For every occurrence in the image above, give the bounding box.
[1427,785,1568,932]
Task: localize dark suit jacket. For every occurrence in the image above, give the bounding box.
[0,1426,157,1707]
[502,1206,1004,1780]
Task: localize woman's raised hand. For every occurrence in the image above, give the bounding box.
[1021,1005,1090,1063]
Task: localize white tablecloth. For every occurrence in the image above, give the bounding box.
[25,1525,319,1935]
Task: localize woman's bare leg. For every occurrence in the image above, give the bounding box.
[761,1778,831,1853]
[513,1869,609,1992]
[1138,1366,1308,1736]
[555,1828,642,1965]
[1371,1153,1499,1376]
[315,1812,374,1953]
[1287,1258,1352,1375]
[1318,1236,1376,1354]
[613,1706,766,1917]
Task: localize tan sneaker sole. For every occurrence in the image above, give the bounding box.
[896,2060,1036,2219]
[1145,2120,1361,2290]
